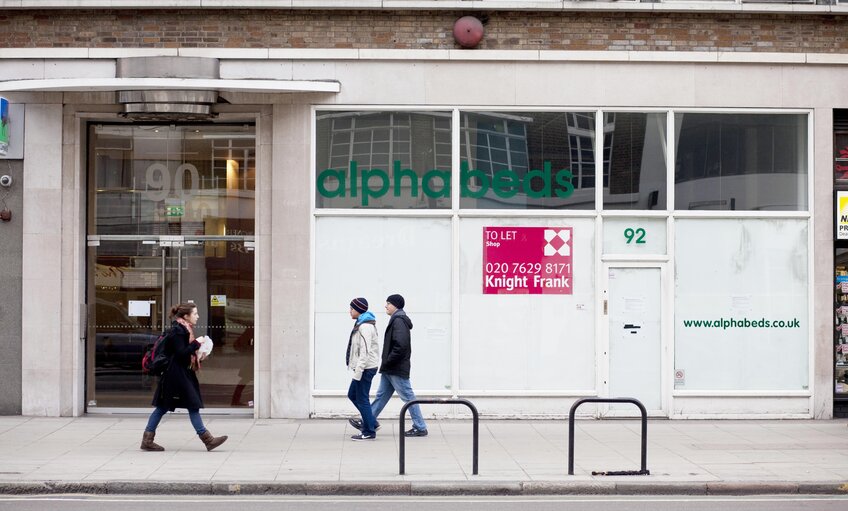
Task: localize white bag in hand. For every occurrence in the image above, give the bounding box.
[196,335,214,360]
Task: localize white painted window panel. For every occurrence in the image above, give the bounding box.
[674,218,809,391]
[458,217,596,391]
[314,216,452,391]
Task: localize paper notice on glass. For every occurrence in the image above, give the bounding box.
[624,297,645,312]
[842,324,848,335]
[128,300,151,317]
[842,282,848,293]
[731,295,752,312]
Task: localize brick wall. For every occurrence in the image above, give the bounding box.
[1,10,848,52]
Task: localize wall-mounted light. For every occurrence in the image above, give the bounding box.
[0,170,11,222]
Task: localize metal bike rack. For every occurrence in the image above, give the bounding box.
[398,398,479,475]
[567,397,650,476]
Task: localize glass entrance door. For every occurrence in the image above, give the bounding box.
[86,123,256,410]
[86,238,254,409]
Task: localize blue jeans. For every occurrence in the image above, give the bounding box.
[145,406,207,435]
[348,368,378,437]
[371,373,427,431]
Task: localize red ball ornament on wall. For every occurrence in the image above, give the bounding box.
[453,16,484,49]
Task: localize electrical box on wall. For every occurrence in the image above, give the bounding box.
[0,102,24,159]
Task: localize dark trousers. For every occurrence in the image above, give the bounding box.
[348,367,377,437]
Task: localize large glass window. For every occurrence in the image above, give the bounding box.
[315,111,452,209]
[674,218,808,391]
[89,124,256,235]
[603,112,667,210]
[460,111,597,210]
[674,113,808,211]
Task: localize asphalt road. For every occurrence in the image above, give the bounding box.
[1,495,847,511]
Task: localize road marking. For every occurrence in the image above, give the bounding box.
[1,496,847,503]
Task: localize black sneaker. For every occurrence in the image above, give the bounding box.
[350,433,375,441]
[348,418,380,431]
[404,427,428,437]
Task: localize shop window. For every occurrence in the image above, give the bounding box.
[603,112,668,210]
[674,113,808,211]
[674,218,809,391]
[315,111,452,209]
[460,111,597,210]
[313,217,452,391]
[457,217,596,391]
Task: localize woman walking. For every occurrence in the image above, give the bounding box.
[140,302,228,452]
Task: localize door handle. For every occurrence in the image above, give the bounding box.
[603,300,608,315]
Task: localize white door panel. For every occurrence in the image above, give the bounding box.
[606,266,663,415]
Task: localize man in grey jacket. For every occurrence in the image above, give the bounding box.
[346,297,380,441]
[349,293,428,437]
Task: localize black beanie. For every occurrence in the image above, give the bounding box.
[386,294,405,309]
[350,297,368,314]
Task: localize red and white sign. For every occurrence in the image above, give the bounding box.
[483,226,573,294]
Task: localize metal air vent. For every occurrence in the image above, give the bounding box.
[117,90,218,120]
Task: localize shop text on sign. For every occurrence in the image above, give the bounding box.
[483,226,573,294]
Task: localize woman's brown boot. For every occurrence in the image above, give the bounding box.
[199,430,228,451]
[140,431,164,451]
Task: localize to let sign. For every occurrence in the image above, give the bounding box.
[483,226,573,294]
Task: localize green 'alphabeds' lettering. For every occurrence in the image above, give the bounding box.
[316,160,574,206]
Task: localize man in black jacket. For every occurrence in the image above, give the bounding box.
[349,293,428,437]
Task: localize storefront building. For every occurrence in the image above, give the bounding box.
[0,2,844,419]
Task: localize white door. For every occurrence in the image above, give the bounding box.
[604,265,665,416]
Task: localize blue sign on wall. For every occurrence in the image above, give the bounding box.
[0,97,9,156]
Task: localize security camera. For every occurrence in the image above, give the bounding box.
[0,175,11,188]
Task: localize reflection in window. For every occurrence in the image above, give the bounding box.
[603,112,668,210]
[674,113,808,211]
[90,124,256,236]
[834,110,848,190]
[567,112,602,191]
[460,111,596,210]
[315,111,452,209]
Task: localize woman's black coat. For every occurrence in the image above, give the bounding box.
[152,321,204,411]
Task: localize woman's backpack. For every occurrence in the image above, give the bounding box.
[141,331,171,376]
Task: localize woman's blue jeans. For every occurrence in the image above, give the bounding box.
[145,406,207,435]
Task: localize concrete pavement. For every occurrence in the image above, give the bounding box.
[1,416,847,495]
